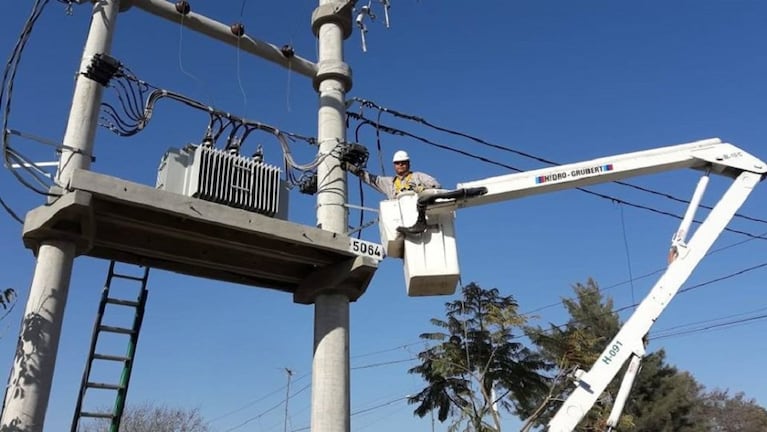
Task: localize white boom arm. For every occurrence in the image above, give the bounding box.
[546,168,761,431]
[428,138,764,211]
[402,138,766,431]
[605,352,643,431]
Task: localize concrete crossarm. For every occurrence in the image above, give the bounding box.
[126,0,318,78]
[22,169,376,303]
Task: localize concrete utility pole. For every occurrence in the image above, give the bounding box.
[0,1,120,430]
[311,1,354,431]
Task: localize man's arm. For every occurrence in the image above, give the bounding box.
[413,172,441,190]
[344,163,394,197]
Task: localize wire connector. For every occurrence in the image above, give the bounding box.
[83,53,121,86]
[298,173,318,195]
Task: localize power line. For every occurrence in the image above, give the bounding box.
[348,112,766,241]
[291,395,410,431]
[211,346,422,424]
[350,341,423,359]
[652,305,767,337]
[223,383,311,432]
[0,0,57,222]
[352,396,410,416]
[533,260,767,335]
[210,372,310,423]
[351,357,416,370]
[522,229,767,317]
[679,261,767,294]
[351,98,767,227]
[652,313,767,340]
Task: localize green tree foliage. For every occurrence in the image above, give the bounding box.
[524,278,762,432]
[408,282,549,431]
[693,389,767,431]
[623,350,705,432]
[524,278,621,429]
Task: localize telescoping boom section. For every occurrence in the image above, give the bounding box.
[452,137,763,209]
[379,138,766,430]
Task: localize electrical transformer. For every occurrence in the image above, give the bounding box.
[157,144,289,219]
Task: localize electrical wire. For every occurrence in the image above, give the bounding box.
[211,342,424,424]
[534,260,767,336]
[618,204,637,308]
[652,305,767,338]
[349,99,767,227]
[209,372,310,423]
[522,229,767,316]
[350,341,424,359]
[177,13,212,105]
[98,66,328,187]
[351,357,416,370]
[0,0,61,220]
[222,383,311,432]
[348,112,766,241]
[652,312,767,340]
[291,396,411,431]
[235,0,249,116]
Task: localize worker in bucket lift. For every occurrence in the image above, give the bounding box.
[345,150,441,199]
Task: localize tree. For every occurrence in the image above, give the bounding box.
[693,389,767,432]
[525,279,709,431]
[408,282,549,431]
[623,350,705,432]
[79,402,210,432]
[524,279,621,430]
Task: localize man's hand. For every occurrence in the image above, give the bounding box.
[342,162,361,175]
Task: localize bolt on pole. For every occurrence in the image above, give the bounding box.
[311,1,354,431]
[0,1,120,430]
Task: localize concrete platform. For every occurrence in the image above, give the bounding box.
[22,169,378,304]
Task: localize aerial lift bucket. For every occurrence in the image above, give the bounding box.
[379,191,460,296]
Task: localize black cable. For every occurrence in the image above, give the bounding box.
[351,357,416,370]
[292,396,411,431]
[652,305,767,337]
[535,260,767,336]
[349,112,766,240]
[0,195,23,224]
[353,120,369,238]
[619,204,637,308]
[223,383,311,432]
[375,108,385,176]
[679,261,767,294]
[352,98,767,226]
[652,313,767,340]
[348,112,525,171]
[1,0,62,202]
[523,228,767,317]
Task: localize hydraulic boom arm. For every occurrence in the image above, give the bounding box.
[395,138,765,431]
[426,138,763,213]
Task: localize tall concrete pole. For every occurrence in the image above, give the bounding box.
[310,1,354,431]
[0,1,120,430]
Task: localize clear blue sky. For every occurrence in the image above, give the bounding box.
[2,1,767,431]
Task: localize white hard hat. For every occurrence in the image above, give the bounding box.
[392,150,410,162]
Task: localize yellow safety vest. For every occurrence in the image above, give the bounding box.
[393,173,414,194]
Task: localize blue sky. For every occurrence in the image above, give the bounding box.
[2,1,767,431]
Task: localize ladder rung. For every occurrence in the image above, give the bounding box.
[105,297,140,307]
[99,325,136,335]
[112,273,146,282]
[92,353,131,362]
[80,411,114,419]
[86,382,123,390]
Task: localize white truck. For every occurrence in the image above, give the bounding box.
[375,138,766,431]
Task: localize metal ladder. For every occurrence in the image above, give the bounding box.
[71,260,150,432]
